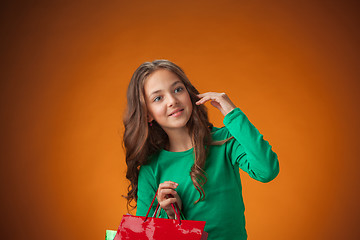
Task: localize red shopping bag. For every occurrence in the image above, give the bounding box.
[114,192,208,240]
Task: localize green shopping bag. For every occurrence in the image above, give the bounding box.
[105,230,116,240]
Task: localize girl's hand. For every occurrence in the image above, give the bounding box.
[157,181,182,219]
[196,92,237,116]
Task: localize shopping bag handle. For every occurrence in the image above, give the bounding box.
[144,191,182,225]
[154,200,182,221]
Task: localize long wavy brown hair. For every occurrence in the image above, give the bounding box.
[123,59,230,211]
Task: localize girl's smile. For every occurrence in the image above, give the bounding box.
[169,109,184,117]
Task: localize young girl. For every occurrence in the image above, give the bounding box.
[123,59,279,240]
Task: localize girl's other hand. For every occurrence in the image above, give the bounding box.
[157,181,182,219]
[196,92,237,116]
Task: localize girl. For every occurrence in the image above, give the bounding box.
[123,59,279,239]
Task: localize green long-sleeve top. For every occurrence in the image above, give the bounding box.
[136,107,279,240]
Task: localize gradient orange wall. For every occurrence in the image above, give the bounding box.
[1,0,359,239]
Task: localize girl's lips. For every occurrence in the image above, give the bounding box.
[169,109,184,117]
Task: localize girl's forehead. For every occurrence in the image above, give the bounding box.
[144,69,183,92]
[147,69,179,82]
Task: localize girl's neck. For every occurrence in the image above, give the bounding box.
[165,128,193,152]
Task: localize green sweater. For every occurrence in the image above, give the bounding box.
[136,108,279,240]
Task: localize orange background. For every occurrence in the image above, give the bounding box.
[1,0,359,239]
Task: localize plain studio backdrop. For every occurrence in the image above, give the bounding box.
[1,0,359,239]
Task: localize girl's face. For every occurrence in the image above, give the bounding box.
[144,69,193,132]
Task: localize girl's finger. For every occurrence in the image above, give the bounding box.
[158,189,178,199]
[197,92,215,97]
[196,95,218,105]
[159,197,178,210]
[158,181,178,189]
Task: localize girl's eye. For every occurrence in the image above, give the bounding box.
[174,87,183,93]
[153,96,162,102]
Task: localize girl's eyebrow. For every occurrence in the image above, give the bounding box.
[148,80,183,98]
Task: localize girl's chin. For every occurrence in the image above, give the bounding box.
[160,122,189,131]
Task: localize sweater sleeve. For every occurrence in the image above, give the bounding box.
[223,108,279,183]
[135,164,158,216]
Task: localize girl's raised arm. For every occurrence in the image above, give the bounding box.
[197,92,279,183]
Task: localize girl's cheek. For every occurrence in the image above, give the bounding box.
[155,105,165,116]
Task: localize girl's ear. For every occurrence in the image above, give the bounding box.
[147,115,154,122]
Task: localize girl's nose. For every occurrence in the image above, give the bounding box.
[167,94,178,107]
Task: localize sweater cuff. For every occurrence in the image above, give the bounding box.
[223,107,244,126]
